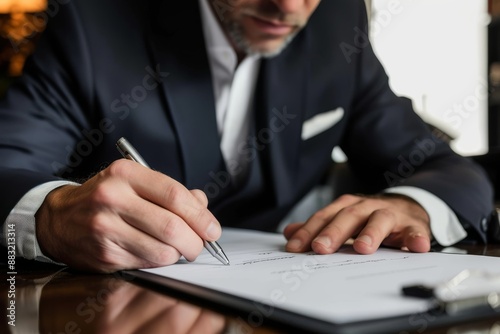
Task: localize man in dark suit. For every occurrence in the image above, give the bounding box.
[0,0,494,272]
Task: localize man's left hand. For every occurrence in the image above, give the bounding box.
[284,194,431,254]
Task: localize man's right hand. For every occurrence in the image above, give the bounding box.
[35,159,221,273]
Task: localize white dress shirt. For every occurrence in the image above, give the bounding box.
[1,0,467,263]
[198,0,261,183]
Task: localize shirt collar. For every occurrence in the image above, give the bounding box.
[199,0,238,72]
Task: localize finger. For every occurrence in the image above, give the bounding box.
[117,298,186,334]
[101,283,136,320]
[190,189,209,207]
[103,213,183,269]
[285,195,362,253]
[285,212,332,253]
[119,193,205,262]
[73,231,178,273]
[283,222,304,240]
[401,225,431,253]
[309,205,370,254]
[83,176,203,264]
[101,286,173,333]
[63,213,174,273]
[107,160,222,241]
[160,303,204,334]
[351,209,396,254]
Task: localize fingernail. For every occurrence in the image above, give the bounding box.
[409,232,423,238]
[287,239,303,251]
[206,222,220,240]
[313,236,332,250]
[356,235,372,246]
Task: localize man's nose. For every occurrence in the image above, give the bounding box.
[270,0,304,14]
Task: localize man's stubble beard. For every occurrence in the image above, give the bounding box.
[225,20,300,58]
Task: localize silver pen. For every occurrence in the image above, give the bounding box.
[116,137,230,265]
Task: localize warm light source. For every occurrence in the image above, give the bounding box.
[494,0,500,15]
[0,0,47,76]
[0,0,46,13]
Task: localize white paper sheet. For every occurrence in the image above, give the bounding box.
[142,228,500,324]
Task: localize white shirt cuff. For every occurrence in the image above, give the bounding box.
[3,180,79,264]
[384,186,467,246]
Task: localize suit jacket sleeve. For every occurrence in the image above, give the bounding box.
[0,3,94,225]
[337,1,494,241]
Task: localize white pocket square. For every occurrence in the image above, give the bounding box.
[301,107,345,140]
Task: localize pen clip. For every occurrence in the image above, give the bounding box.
[402,269,500,316]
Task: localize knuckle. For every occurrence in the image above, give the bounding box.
[87,213,113,236]
[155,247,181,265]
[160,216,183,240]
[362,226,383,238]
[91,183,117,206]
[339,205,361,218]
[374,208,395,219]
[191,207,207,225]
[191,189,209,206]
[293,227,314,240]
[89,243,120,270]
[97,250,117,267]
[311,209,330,222]
[162,185,186,207]
[106,159,131,178]
[322,223,346,241]
[328,223,345,235]
[338,194,358,203]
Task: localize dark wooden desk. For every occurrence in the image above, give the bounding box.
[2,244,500,334]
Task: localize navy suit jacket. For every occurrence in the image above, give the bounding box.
[0,0,494,242]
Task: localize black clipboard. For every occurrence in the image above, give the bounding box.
[123,269,500,334]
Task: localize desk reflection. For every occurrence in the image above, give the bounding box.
[82,280,226,334]
[7,269,230,334]
[4,241,500,334]
[48,279,225,334]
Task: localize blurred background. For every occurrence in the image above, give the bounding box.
[0,0,46,97]
[367,0,499,157]
[0,0,499,157]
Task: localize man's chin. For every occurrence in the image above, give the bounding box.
[226,21,300,59]
[245,35,297,58]
[249,45,287,58]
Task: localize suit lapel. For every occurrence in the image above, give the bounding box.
[257,31,310,206]
[145,0,224,189]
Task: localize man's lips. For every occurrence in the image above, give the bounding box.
[247,15,295,36]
